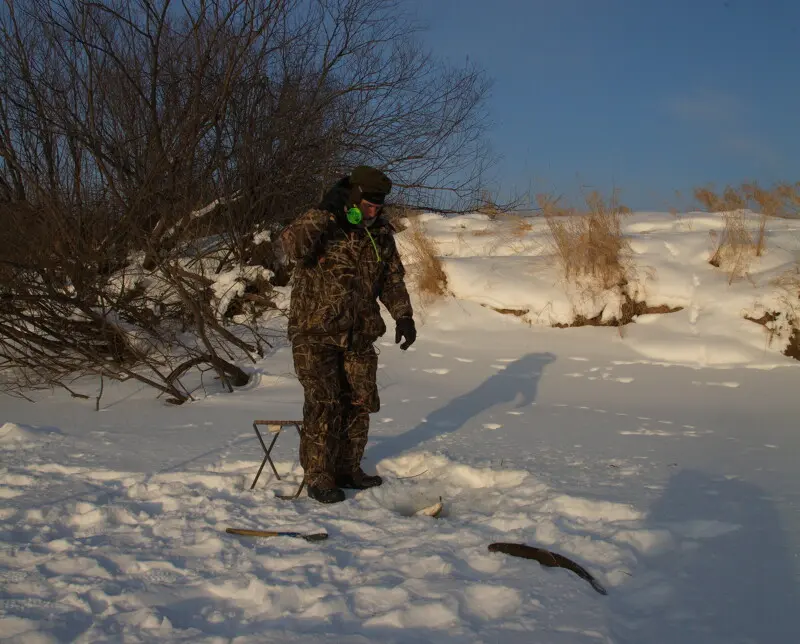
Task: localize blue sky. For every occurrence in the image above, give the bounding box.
[408,0,800,210]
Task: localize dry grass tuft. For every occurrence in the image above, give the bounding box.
[535,193,577,218]
[538,191,631,291]
[694,182,798,279]
[505,214,534,236]
[695,181,800,218]
[403,215,448,307]
[695,181,800,263]
[694,184,748,212]
[382,204,422,230]
[708,210,757,283]
[475,189,503,218]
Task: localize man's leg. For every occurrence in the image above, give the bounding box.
[292,340,346,503]
[336,344,382,488]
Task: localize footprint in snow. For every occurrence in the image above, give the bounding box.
[620,428,675,437]
[692,381,740,388]
[663,240,680,257]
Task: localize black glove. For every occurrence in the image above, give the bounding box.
[395,317,416,350]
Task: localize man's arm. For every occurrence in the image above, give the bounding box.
[379,233,413,321]
[278,208,337,265]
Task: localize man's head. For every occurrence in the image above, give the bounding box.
[349,166,391,223]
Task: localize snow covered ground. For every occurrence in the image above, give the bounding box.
[2,211,800,643]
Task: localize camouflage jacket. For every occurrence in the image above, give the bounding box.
[279,208,413,347]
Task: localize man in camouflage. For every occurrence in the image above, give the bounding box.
[279,166,416,504]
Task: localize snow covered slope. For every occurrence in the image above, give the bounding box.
[401,210,800,367]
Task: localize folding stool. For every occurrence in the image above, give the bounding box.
[250,419,305,498]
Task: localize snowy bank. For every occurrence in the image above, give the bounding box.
[396,210,800,368]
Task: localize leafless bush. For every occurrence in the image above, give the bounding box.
[0,199,264,403]
[0,0,490,402]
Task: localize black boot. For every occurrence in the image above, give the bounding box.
[307,484,345,504]
[336,468,383,490]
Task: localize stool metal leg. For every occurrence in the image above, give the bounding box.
[251,455,269,490]
[250,422,282,489]
[249,420,305,497]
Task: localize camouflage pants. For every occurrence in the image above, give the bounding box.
[292,340,379,487]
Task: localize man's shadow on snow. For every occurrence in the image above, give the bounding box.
[367,352,556,464]
[608,469,799,644]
